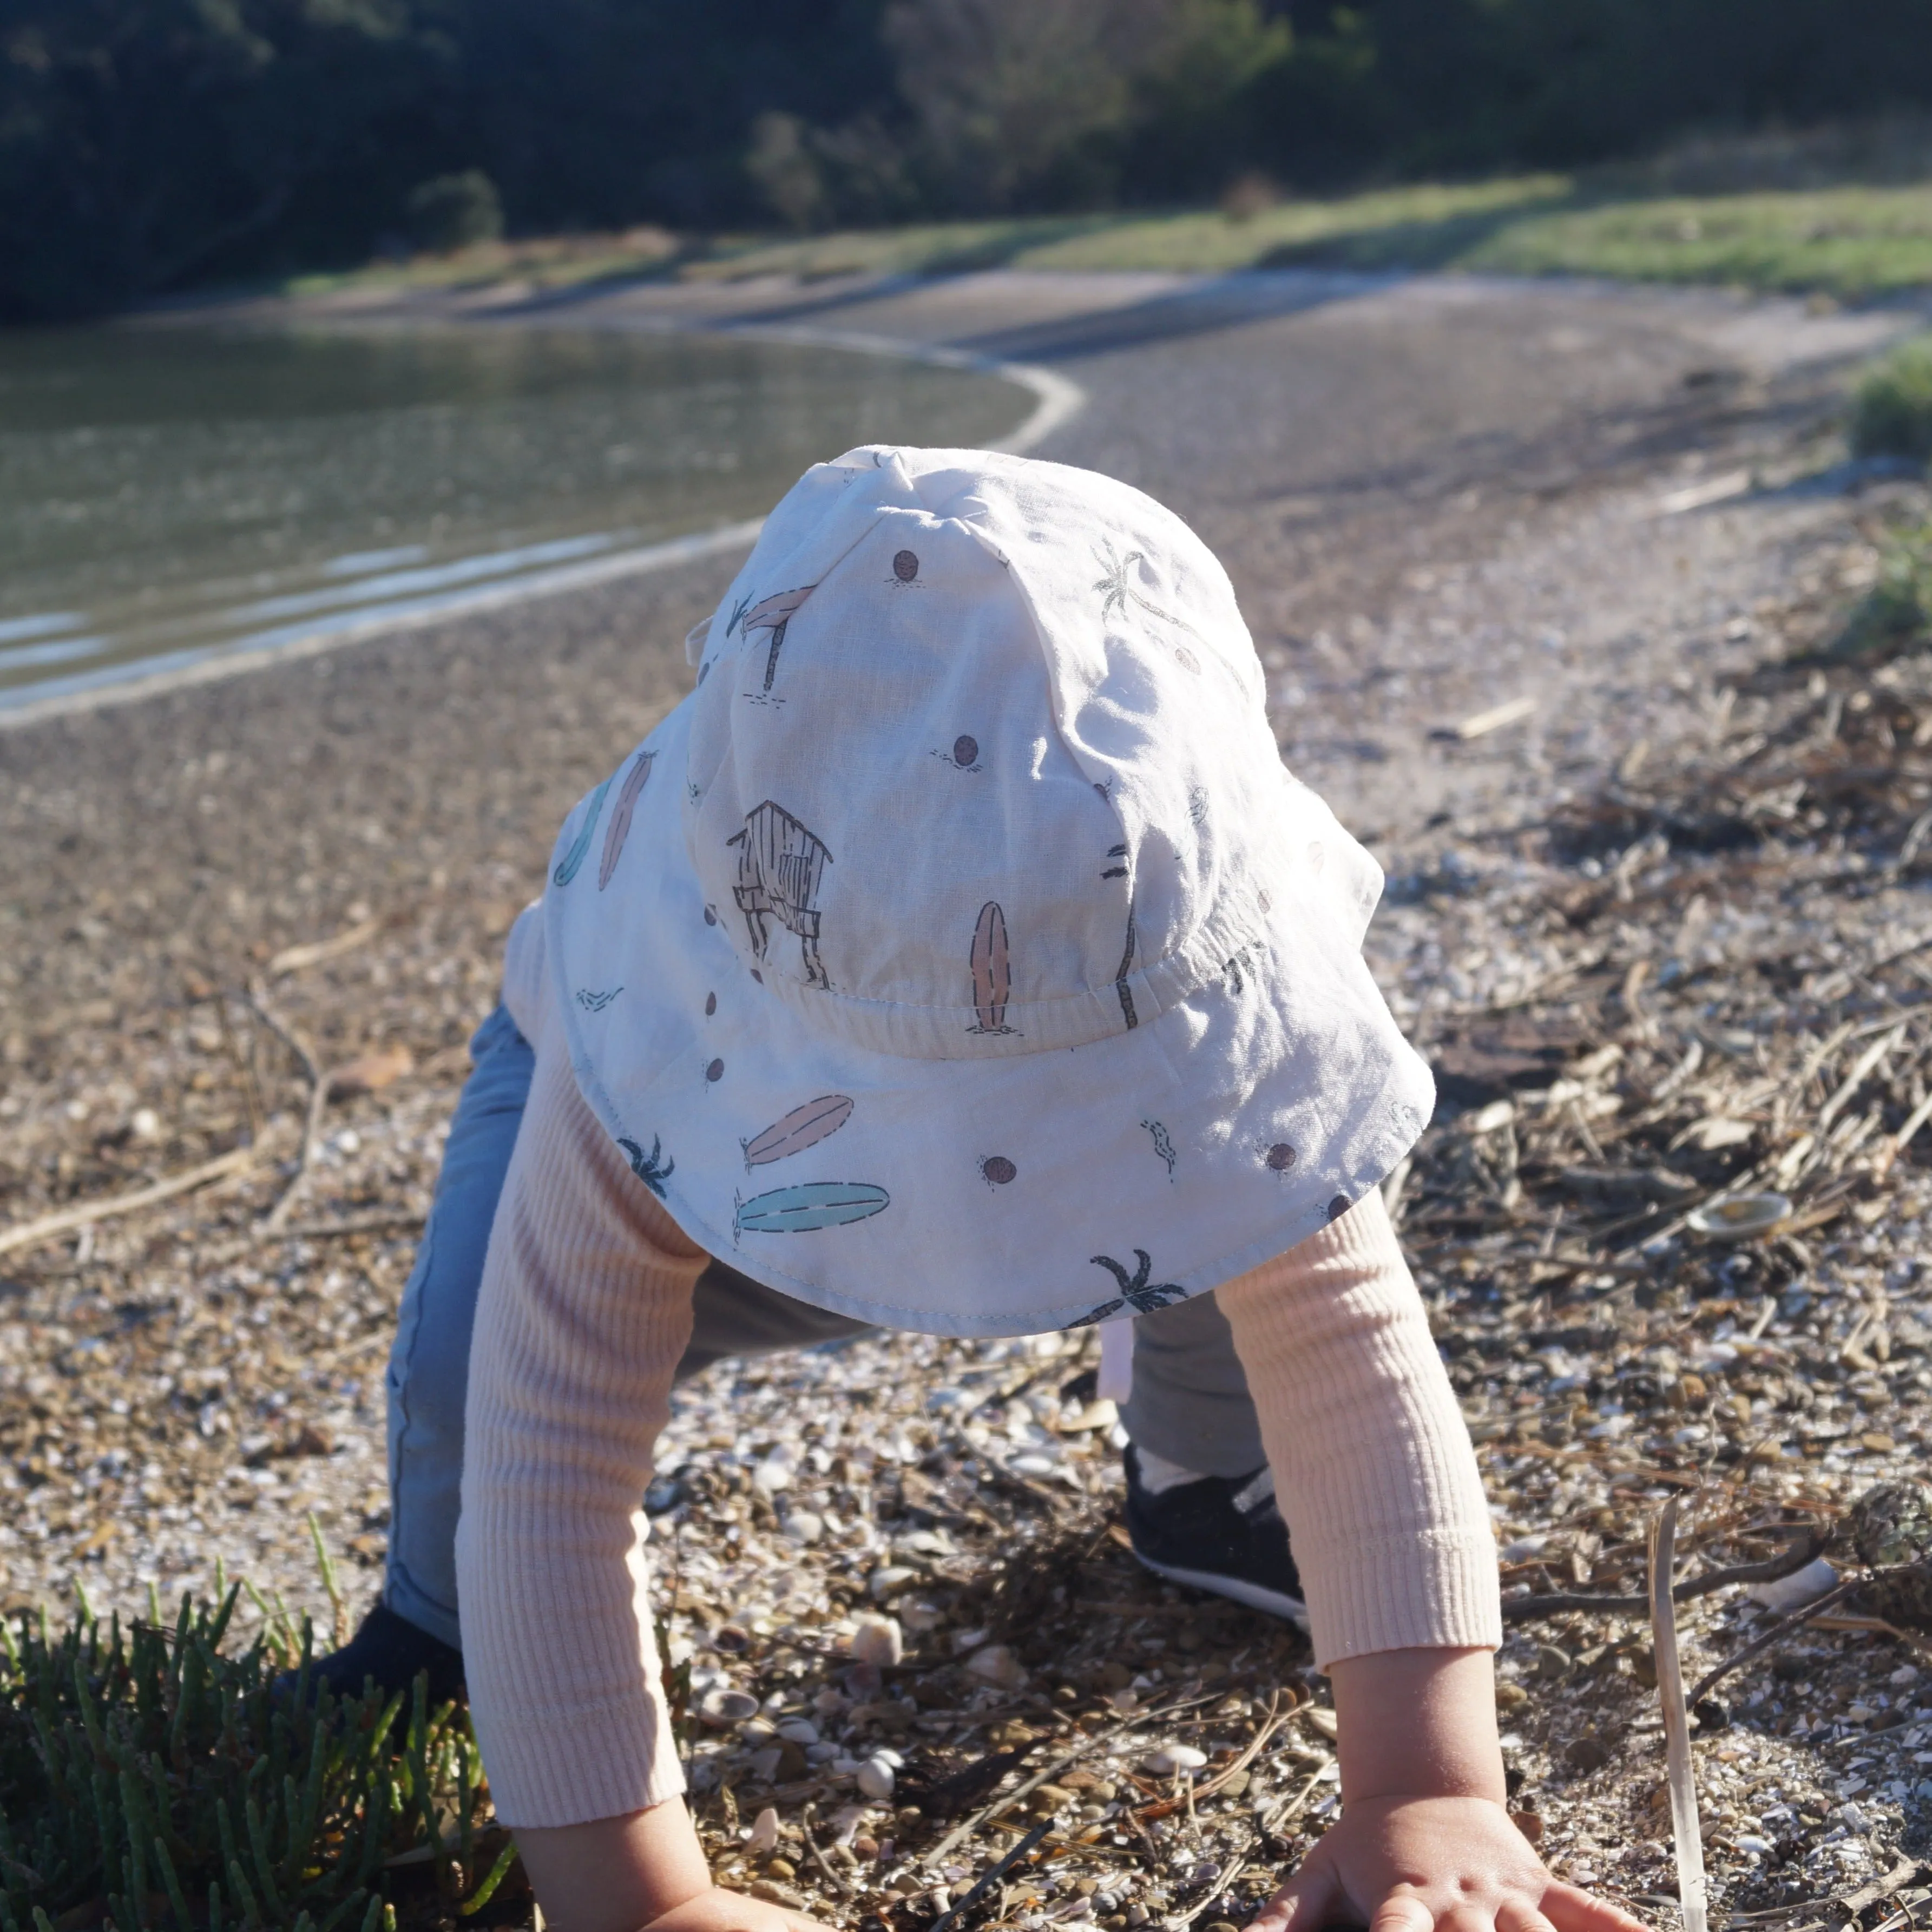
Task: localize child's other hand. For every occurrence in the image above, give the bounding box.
[1251,1793,1650,1932]
[642,1883,840,1932]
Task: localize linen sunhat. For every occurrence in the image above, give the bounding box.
[543,444,1434,1336]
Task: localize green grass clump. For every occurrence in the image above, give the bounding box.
[0,1576,521,1932]
[1851,335,1932,462]
[1830,525,1932,662]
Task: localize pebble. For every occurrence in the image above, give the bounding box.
[850,1614,904,1667]
[857,1756,897,1799]
[765,1857,797,1880]
[1147,1744,1208,1776]
[748,1880,805,1909]
[869,1565,919,1600]
[965,1642,1027,1688]
[1302,1707,1338,1740]
[782,1510,824,1545]
[775,1717,820,1744]
[1745,1556,1840,1613]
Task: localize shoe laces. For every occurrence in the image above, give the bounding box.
[1231,1465,1278,1519]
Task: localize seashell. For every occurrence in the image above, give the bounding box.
[742,1095,855,1169]
[747,1806,780,1854]
[1687,1191,1792,1240]
[776,1718,821,1744]
[964,1642,1026,1689]
[1744,1556,1839,1613]
[857,1756,896,1799]
[700,1687,760,1729]
[850,1615,904,1667]
[1146,1744,1208,1776]
[868,1566,919,1600]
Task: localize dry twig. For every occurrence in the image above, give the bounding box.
[0,1144,261,1259]
[248,980,330,1231]
[1651,1497,1708,1932]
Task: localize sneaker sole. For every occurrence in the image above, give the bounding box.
[1131,1551,1310,1627]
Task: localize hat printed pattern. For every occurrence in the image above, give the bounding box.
[729,583,816,695]
[546,445,1435,1337]
[727,801,833,990]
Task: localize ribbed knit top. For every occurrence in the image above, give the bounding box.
[454,917,1498,1828]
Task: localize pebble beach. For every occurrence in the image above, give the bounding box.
[5,268,1932,1928]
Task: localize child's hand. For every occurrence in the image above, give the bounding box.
[517,1804,842,1932]
[643,1883,842,1932]
[1252,1793,1650,1932]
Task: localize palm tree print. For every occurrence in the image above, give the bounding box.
[1082,1248,1186,1322]
[1094,542,1201,643]
[617,1133,675,1200]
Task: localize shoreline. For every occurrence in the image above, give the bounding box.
[0,310,1085,730]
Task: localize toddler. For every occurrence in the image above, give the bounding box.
[334,446,1646,1932]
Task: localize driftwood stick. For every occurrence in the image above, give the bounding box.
[1502,1526,1828,1621]
[926,1822,1049,1932]
[1685,1575,1864,1710]
[1652,1498,1708,1932]
[247,982,329,1232]
[0,1146,260,1259]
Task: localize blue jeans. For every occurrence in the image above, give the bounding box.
[383,1004,1267,1650]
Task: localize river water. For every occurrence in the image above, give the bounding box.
[0,322,1027,712]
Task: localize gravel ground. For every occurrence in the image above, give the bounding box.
[4,270,1931,1929]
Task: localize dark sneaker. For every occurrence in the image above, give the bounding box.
[1123,1444,1307,1624]
[276,1601,465,1707]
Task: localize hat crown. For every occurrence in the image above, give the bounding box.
[681,446,1296,1061]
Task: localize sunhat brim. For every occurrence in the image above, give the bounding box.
[548,700,1434,1338]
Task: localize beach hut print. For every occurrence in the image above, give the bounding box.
[597,749,656,890]
[967,901,1015,1034]
[730,584,816,693]
[728,801,833,989]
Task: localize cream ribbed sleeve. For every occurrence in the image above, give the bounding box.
[464,911,1495,1822]
[1219,1190,1501,1668]
[455,1026,708,1828]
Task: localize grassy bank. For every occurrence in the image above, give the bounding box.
[282,169,1932,306]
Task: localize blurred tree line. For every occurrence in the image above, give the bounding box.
[4,0,1932,321]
